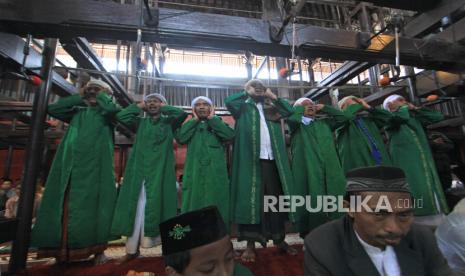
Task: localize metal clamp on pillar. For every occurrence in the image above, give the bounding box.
[361,14,405,63]
[143,0,158,27]
[0,34,43,87]
[269,0,306,43]
[269,21,284,43]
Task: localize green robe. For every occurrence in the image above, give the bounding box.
[384,106,449,215]
[175,116,234,228]
[334,104,392,172]
[225,92,295,224]
[234,263,254,276]
[288,105,347,233]
[111,104,187,237]
[32,93,120,248]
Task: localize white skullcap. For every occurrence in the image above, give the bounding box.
[191,96,213,108]
[337,96,357,110]
[244,79,265,91]
[383,94,403,111]
[293,97,314,107]
[144,93,167,104]
[86,78,112,93]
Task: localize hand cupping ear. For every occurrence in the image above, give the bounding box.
[137,101,146,110]
[246,86,256,96]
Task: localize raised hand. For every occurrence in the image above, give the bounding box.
[192,108,199,121]
[99,88,112,96]
[246,86,257,97]
[315,104,325,111]
[264,88,277,100]
[407,102,419,110]
[356,98,371,109]
[137,101,146,110]
[207,105,215,120]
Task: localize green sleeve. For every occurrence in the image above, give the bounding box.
[47,94,85,123]
[234,263,254,276]
[96,92,122,118]
[175,118,199,144]
[161,105,188,130]
[116,103,142,127]
[320,105,348,130]
[287,106,304,133]
[161,105,186,120]
[225,91,248,119]
[367,107,392,128]
[412,107,444,125]
[272,97,293,118]
[207,116,235,141]
[342,103,364,120]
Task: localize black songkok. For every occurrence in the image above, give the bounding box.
[346,166,411,194]
[159,206,227,256]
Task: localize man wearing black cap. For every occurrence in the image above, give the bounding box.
[160,206,253,276]
[304,166,453,276]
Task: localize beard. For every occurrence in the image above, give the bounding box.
[196,109,209,119]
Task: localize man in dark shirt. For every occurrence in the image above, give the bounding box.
[304,166,453,276]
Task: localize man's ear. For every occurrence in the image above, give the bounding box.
[165,266,181,276]
[344,200,355,219]
[387,102,394,112]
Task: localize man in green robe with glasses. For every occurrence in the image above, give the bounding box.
[111,93,187,263]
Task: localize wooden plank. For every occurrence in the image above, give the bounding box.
[404,0,465,37]
[1,0,465,70]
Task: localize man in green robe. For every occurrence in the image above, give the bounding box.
[31,79,120,264]
[335,96,392,172]
[225,79,296,262]
[288,98,346,237]
[111,93,187,263]
[175,96,234,228]
[382,94,449,218]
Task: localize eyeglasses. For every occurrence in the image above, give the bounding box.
[83,86,101,95]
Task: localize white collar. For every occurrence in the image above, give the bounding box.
[301,116,314,126]
[355,230,385,255]
[354,229,401,276]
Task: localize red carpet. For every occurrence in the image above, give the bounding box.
[20,245,304,276]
